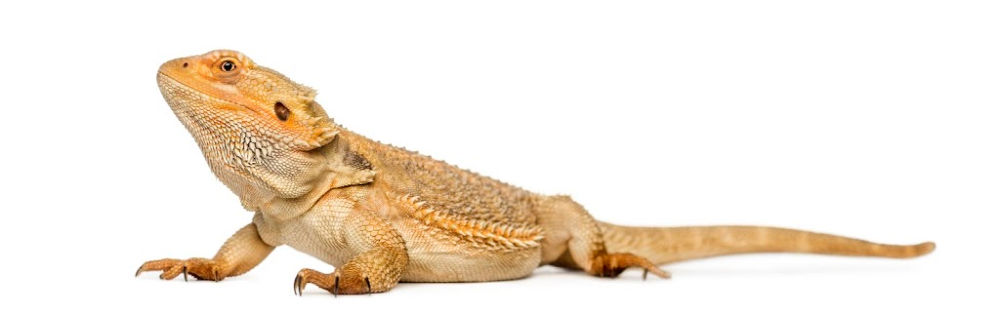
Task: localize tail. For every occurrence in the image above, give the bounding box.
[598,222,935,265]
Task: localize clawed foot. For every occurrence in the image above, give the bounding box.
[591,253,671,279]
[293,268,372,296]
[135,258,224,281]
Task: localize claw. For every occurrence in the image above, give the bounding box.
[365,277,371,295]
[214,269,221,282]
[642,269,649,281]
[293,275,300,296]
[182,265,189,282]
[298,272,309,296]
[333,276,339,297]
[135,266,142,277]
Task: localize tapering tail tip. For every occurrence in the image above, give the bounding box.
[908,241,936,258]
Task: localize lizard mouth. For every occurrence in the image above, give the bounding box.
[156,71,194,99]
[156,72,193,106]
[156,70,188,90]
[156,72,255,112]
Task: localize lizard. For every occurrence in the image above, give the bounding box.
[137,49,936,295]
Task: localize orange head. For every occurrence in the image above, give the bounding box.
[157,49,337,151]
[157,50,338,198]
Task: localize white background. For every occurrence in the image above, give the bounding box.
[1,0,997,313]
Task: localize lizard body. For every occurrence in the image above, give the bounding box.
[138,50,935,295]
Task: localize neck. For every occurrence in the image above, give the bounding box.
[248,129,377,221]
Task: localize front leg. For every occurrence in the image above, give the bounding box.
[136,223,275,281]
[294,205,408,295]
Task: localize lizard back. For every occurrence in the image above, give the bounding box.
[338,130,545,251]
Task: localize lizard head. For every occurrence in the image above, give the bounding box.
[157,50,338,200]
[157,50,337,150]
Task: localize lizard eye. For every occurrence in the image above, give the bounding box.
[274,102,290,121]
[220,60,237,72]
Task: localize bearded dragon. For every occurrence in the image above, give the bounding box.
[137,50,935,295]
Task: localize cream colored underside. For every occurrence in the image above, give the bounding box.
[253,196,541,283]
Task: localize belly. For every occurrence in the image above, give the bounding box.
[256,209,542,282]
[393,219,542,282]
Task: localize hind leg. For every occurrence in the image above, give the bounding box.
[535,196,669,279]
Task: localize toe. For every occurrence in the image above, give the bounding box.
[591,252,670,279]
[293,268,336,296]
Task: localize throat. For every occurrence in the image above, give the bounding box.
[247,132,377,221]
[249,168,340,221]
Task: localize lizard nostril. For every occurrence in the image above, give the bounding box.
[182,62,188,68]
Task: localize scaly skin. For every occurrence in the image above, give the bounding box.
[137,50,935,295]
